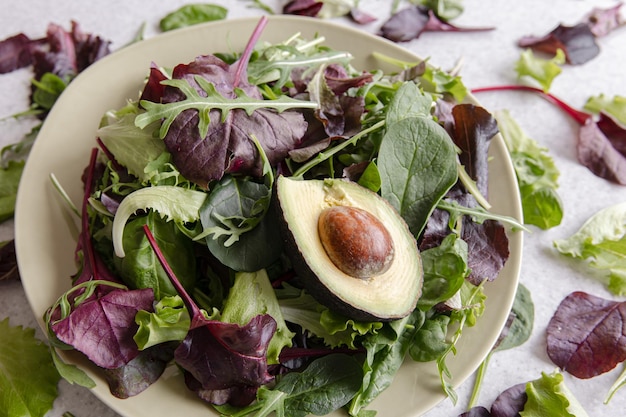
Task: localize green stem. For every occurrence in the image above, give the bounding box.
[291,120,386,178]
[468,351,492,409]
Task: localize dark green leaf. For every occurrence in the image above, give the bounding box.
[0,160,25,223]
[378,116,458,237]
[494,283,534,352]
[409,314,452,362]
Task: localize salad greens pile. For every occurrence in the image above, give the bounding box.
[41,15,518,417]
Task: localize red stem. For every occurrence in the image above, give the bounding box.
[471,85,592,126]
[233,15,268,88]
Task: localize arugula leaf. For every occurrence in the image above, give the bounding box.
[159,4,228,31]
[554,202,626,295]
[522,371,589,417]
[378,112,458,237]
[515,48,565,92]
[495,109,563,229]
[0,318,61,417]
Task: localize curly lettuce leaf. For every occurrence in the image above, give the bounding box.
[515,48,565,92]
[134,295,190,350]
[584,94,626,125]
[554,202,626,295]
[522,371,589,417]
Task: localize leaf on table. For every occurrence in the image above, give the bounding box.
[0,318,61,417]
[578,113,626,185]
[546,291,626,379]
[584,94,626,126]
[518,23,600,65]
[523,370,589,417]
[582,3,626,37]
[0,240,18,281]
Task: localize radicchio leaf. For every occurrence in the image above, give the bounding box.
[143,225,277,406]
[518,23,600,65]
[546,291,626,379]
[380,7,494,43]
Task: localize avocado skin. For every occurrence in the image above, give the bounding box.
[273,176,422,322]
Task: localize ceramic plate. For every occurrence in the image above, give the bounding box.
[15,16,523,417]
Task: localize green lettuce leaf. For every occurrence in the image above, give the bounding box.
[554,202,626,295]
[0,318,61,417]
[521,370,589,417]
[221,270,295,364]
[584,94,626,125]
[495,109,563,229]
[515,48,565,92]
[134,295,190,350]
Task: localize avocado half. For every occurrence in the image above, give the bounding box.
[275,176,423,322]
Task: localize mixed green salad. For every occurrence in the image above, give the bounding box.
[43,16,520,417]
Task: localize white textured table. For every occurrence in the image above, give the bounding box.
[1,1,625,416]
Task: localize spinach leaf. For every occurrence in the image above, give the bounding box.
[159,4,228,32]
[495,109,563,229]
[554,202,626,295]
[115,211,197,299]
[409,314,451,362]
[199,175,283,272]
[378,115,458,237]
[348,310,425,416]
[417,233,469,311]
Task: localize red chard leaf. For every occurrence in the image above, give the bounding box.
[0,33,32,73]
[518,23,600,65]
[578,113,626,185]
[380,7,493,43]
[51,287,155,369]
[547,291,626,379]
[350,8,377,25]
[283,0,323,17]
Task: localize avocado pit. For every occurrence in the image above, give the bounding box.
[318,206,394,279]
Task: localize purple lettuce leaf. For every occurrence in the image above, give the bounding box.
[102,342,177,399]
[546,291,626,379]
[578,112,626,184]
[459,406,492,417]
[0,240,18,281]
[518,23,600,65]
[0,33,33,73]
[490,382,527,417]
[283,0,323,17]
[143,225,277,406]
[380,7,494,43]
[350,8,377,25]
[582,3,626,37]
[51,287,155,369]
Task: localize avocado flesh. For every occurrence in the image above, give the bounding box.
[276,176,423,321]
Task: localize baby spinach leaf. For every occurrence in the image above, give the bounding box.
[495,109,563,229]
[199,175,283,272]
[409,314,452,362]
[546,291,626,379]
[236,353,362,417]
[159,4,228,32]
[385,82,433,125]
[554,202,626,295]
[417,233,469,311]
[0,318,61,417]
[378,116,458,237]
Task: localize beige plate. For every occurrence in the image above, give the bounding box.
[15,15,523,417]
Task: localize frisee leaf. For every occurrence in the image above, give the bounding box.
[135,76,317,140]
